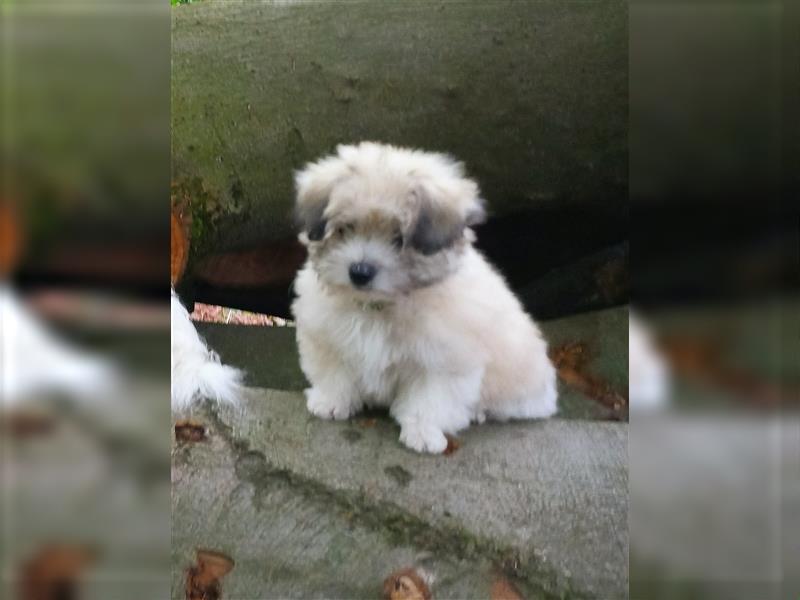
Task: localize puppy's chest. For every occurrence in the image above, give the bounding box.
[332,309,414,392]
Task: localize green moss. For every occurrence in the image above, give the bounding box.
[171,176,242,262]
[383,465,413,488]
[340,429,363,443]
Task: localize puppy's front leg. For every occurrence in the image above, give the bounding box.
[305,371,361,421]
[391,370,482,454]
[298,332,361,421]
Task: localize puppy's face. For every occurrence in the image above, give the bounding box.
[295,143,485,299]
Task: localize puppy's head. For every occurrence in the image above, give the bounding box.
[295,142,486,299]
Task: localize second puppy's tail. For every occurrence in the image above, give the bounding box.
[173,357,244,411]
[171,289,245,411]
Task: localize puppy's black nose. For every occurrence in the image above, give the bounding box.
[349,262,376,287]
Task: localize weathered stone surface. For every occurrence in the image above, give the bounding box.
[172,0,627,256]
[173,391,628,598]
[2,386,172,600]
[172,415,543,599]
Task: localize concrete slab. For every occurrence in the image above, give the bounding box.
[173,414,545,599]
[173,390,628,598]
[2,381,172,600]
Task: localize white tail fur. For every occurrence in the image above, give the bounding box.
[171,289,243,410]
[629,312,669,411]
[1,284,118,407]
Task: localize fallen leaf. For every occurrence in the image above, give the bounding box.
[661,336,783,407]
[490,575,524,600]
[443,435,461,456]
[18,544,96,600]
[550,342,628,416]
[382,568,431,600]
[185,549,234,600]
[2,411,56,438]
[175,421,207,443]
[357,418,378,428]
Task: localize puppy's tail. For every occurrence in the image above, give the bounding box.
[171,289,245,411]
[172,358,244,411]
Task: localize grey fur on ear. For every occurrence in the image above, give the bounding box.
[409,200,466,256]
[294,151,354,242]
[295,200,328,241]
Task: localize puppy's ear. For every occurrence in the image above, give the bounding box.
[465,202,487,227]
[295,199,327,242]
[409,198,466,256]
[294,150,352,242]
[408,172,486,255]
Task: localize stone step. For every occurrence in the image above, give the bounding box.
[173,389,628,598]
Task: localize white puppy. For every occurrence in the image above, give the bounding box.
[291,142,558,453]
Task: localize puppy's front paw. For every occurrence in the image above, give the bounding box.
[399,423,448,454]
[305,387,354,421]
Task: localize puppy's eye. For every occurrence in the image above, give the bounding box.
[336,223,355,237]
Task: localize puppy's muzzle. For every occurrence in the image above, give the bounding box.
[349,262,377,287]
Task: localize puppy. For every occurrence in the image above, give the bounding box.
[291,142,558,453]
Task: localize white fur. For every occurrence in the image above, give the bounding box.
[1,283,117,407]
[629,312,669,411]
[292,143,558,453]
[170,289,243,410]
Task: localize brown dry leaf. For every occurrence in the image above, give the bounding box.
[661,336,783,407]
[2,411,56,439]
[550,342,628,415]
[18,544,96,600]
[490,576,524,600]
[357,418,378,428]
[382,568,431,600]
[171,208,190,287]
[175,421,207,443]
[185,549,234,600]
[443,435,461,456]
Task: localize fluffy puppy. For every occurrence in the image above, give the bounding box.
[291,142,558,453]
